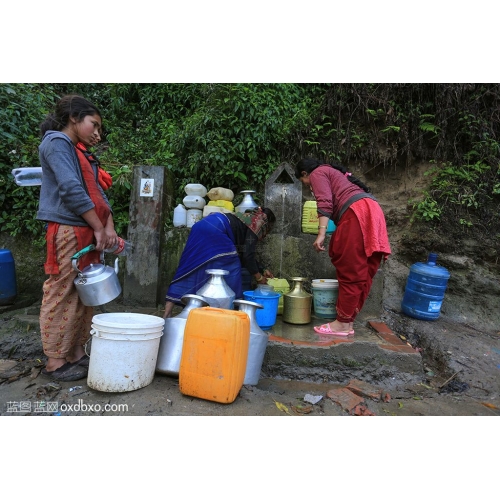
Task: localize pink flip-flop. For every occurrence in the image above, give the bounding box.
[313,323,355,336]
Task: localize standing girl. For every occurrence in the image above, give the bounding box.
[37,94,118,381]
[295,158,391,336]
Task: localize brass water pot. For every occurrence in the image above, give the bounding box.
[282,277,312,324]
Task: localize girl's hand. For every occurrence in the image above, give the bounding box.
[263,269,274,279]
[93,227,107,251]
[102,215,118,250]
[103,226,118,250]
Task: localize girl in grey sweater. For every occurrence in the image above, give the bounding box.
[37,95,118,381]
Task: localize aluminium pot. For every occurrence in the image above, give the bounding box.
[156,294,209,377]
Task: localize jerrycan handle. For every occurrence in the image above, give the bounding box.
[70,244,99,274]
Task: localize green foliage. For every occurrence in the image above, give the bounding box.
[411,197,442,222]
[419,114,440,135]
[380,125,401,133]
[1,83,500,244]
[410,159,499,232]
[154,83,320,204]
[0,84,60,243]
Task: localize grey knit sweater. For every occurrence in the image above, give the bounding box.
[36,131,110,226]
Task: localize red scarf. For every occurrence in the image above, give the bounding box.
[76,142,113,191]
[44,145,111,274]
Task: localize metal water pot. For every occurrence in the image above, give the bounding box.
[282,277,312,324]
[71,244,121,307]
[196,269,236,309]
[235,190,259,213]
[233,299,268,386]
[156,294,208,376]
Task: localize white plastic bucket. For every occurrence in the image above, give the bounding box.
[311,279,339,319]
[88,313,164,393]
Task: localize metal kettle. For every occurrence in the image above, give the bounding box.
[71,244,121,307]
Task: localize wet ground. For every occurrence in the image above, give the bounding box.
[1,298,499,417]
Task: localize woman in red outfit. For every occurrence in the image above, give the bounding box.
[295,158,391,336]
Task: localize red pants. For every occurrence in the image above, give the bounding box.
[329,208,383,323]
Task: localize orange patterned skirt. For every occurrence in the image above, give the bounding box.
[39,225,94,359]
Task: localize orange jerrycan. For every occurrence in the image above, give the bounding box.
[179,307,250,403]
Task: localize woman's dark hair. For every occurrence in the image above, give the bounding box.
[262,207,276,224]
[294,157,371,193]
[40,94,102,136]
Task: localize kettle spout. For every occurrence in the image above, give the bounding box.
[114,258,120,275]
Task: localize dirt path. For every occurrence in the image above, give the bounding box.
[1,310,499,417]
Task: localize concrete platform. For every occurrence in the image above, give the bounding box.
[2,300,425,392]
[261,313,424,391]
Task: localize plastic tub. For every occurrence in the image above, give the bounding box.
[243,291,280,330]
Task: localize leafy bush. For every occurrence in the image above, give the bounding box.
[0,84,59,244]
[1,83,500,247]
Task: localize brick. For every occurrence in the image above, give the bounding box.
[351,404,376,416]
[368,321,393,334]
[369,321,408,345]
[346,379,389,401]
[326,387,364,412]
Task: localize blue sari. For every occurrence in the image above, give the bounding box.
[165,213,243,304]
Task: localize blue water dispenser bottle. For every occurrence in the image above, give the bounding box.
[401,253,450,320]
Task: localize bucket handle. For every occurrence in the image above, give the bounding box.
[84,336,92,357]
[71,244,104,274]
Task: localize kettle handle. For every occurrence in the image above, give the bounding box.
[70,244,97,274]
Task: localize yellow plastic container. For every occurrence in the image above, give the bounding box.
[207,200,234,212]
[179,307,250,404]
[302,201,336,234]
[266,278,290,315]
[302,201,319,234]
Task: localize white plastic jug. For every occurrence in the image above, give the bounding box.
[207,187,234,201]
[173,204,187,227]
[183,195,206,209]
[186,209,202,228]
[184,183,207,197]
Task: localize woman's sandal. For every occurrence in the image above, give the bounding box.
[72,355,90,368]
[41,362,88,382]
[313,323,355,336]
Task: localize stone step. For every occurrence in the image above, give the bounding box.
[263,316,423,391]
